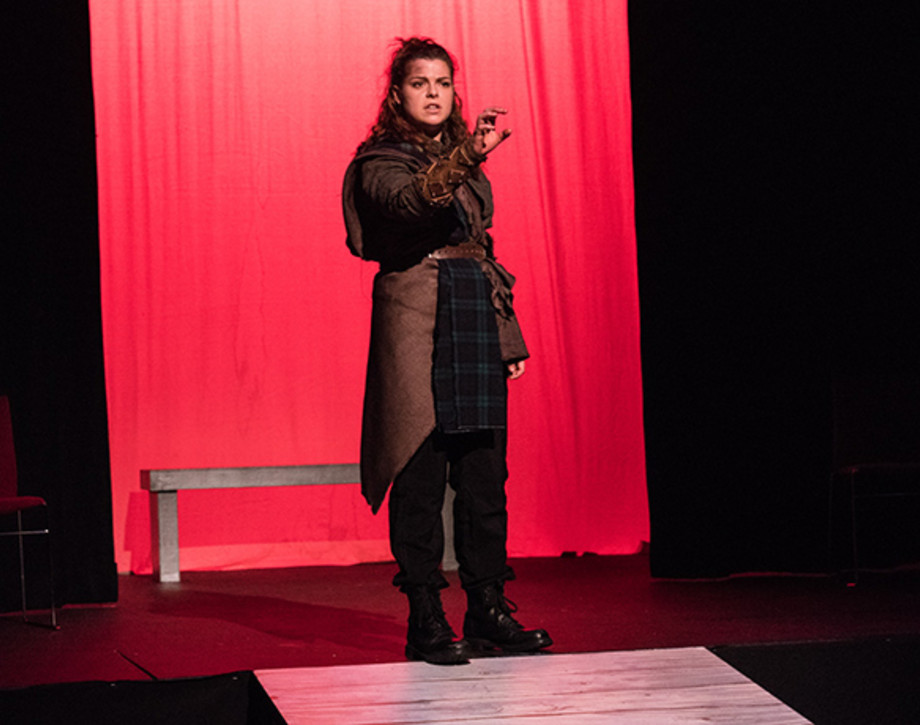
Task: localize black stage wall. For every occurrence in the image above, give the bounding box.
[1,4,117,608]
[630,2,919,577]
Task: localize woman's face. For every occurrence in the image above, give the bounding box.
[394,58,454,138]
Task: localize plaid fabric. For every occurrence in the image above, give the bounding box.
[433,258,506,432]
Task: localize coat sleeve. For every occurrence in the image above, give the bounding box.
[359,156,436,222]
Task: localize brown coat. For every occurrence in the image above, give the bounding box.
[343,141,528,512]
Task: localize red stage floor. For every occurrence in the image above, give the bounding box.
[3,554,920,690]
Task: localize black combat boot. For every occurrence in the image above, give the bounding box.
[404,586,471,665]
[464,582,553,653]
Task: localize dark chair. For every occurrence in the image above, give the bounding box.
[0,395,58,628]
[829,376,920,584]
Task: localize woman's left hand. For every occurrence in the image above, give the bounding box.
[472,107,512,155]
[506,360,526,380]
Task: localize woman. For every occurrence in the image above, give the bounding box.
[343,37,551,664]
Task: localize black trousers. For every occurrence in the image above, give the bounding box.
[388,429,514,592]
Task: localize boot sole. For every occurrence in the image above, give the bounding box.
[405,642,471,665]
[466,634,554,654]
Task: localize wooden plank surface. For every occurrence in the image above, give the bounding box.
[256,648,810,724]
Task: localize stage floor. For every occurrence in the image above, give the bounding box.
[3,554,920,723]
[256,647,809,724]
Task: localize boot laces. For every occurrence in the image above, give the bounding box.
[499,594,518,615]
[494,589,524,630]
[418,589,454,636]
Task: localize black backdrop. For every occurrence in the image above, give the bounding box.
[2,3,917,606]
[630,2,919,577]
[2,4,117,608]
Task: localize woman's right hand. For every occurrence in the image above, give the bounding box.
[471,107,512,156]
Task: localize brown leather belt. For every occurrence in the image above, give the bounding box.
[428,241,486,261]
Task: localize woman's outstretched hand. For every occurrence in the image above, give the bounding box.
[472,107,512,155]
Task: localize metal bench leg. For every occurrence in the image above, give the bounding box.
[150,491,180,583]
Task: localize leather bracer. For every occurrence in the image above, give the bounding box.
[416,139,487,206]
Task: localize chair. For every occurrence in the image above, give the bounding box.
[828,376,920,584]
[0,395,58,628]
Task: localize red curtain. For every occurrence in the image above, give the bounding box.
[89,0,648,574]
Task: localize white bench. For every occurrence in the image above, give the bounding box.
[141,464,458,582]
[141,464,360,582]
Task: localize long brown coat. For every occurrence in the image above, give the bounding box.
[343,141,528,512]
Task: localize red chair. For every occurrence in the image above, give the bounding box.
[0,395,58,628]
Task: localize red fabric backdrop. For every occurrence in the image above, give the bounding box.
[89,0,648,574]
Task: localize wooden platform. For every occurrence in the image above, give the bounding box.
[256,647,810,724]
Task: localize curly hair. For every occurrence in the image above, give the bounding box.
[359,37,471,155]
